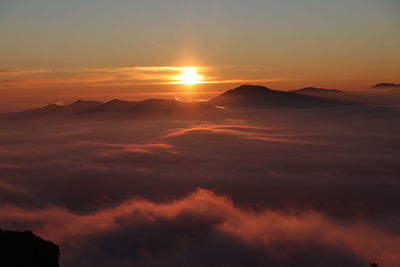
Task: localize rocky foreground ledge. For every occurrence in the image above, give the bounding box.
[0,229,59,267]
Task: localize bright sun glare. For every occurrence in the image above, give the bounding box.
[176,67,203,85]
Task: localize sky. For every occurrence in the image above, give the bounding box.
[0,0,399,109]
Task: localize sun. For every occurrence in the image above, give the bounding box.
[176,67,203,85]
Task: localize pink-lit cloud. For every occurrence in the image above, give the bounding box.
[160,123,318,144]
[0,189,398,266]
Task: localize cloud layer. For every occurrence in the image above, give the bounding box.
[0,107,399,266]
[2,189,399,267]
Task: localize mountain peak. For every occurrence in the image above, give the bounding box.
[40,104,63,110]
[69,100,101,106]
[371,83,400,88]
[301,87,342,92]
[106,99,127,104]
[224,85,274,96]
[290,87,344,94]
[210,85,355,108]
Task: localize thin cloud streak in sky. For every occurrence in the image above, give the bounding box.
[0,66,296,88]
[0,69,52,76]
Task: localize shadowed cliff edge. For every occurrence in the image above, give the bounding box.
[0,229,59,267]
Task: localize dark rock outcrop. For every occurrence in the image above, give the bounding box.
[0,229,59,267]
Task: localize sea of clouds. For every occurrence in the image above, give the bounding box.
[0,107,399,266]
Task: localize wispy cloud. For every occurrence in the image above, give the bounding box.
[0,69,52,76]
[0,66,297,88]
[160,122,317,144]
[203,78,298,84]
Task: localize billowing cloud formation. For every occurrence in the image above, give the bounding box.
[1,189,399,267]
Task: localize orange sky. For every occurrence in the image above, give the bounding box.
[1,0,399,110]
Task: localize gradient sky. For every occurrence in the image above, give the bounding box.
[0,0,399,109]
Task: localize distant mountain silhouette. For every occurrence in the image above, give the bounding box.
[78,99,140,115]
[371,83,400,89]
[13,100,103,118]
[0,229,59,267]
[210,85,354,108]
[67,100,103,112]
[0,86,361,121]
[289,87,344,95]
[76,99,215,119]
[4,99,216,121]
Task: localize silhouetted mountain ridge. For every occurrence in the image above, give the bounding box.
[210,85,355,108]
[289,87,344,94]
[3,98,216,121]
[77,98,215,118]
[221,84,275,95]
[1,85,362,121]
[371,83,400,88]
[69,99,103,108]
